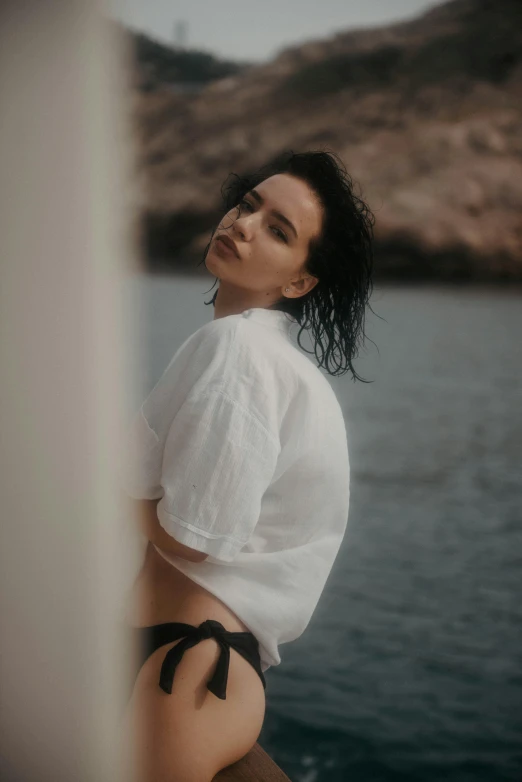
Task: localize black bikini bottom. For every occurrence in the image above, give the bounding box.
[126,618,267,701]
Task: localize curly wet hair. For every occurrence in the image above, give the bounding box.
[197,149,376,381]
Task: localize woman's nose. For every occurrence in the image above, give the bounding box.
[232,211,255,240]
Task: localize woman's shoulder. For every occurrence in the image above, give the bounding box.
[188,313,243,351]
[188,312,284,365]
[162,316,240,375]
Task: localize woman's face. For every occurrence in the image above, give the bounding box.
[206,173,323,311]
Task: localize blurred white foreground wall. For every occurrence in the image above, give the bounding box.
[0,2,143,780]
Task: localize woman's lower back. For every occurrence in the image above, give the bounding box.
[125,540,252,634]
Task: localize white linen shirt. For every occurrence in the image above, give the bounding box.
[120,306,350,672]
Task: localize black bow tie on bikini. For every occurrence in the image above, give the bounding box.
[145,618,266,700]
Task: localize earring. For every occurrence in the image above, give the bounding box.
[285,288,289,292]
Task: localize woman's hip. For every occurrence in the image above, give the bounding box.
[120,618,267,780]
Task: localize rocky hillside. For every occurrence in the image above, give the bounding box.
[130,0,522,281]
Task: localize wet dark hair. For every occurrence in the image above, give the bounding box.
[197,149,376,380]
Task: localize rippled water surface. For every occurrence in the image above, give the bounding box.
[126,277,522,782]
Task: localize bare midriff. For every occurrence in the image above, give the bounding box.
[125,540,251,635]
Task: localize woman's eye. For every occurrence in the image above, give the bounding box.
[238,200,287,242]
[272,227,288,242]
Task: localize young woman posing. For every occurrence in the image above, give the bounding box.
[120,150,375,781]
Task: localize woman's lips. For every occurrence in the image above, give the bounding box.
[215,235,239,257]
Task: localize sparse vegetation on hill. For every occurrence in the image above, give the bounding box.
[131,29,250,91]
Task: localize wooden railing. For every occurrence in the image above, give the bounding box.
[214,742,291,781]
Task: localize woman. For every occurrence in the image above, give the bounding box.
[119,149,375,781]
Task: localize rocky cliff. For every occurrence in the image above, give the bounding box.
[131,0,522,281]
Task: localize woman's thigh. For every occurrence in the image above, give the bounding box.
[120,634,266,782]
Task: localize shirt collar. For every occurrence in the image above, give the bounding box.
[241,307,297,336]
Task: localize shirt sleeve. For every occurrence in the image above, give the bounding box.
[116,330,207,501]
[117,405,165,500]
[156,386,281,563]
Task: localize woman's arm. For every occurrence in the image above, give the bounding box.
[134,498,209,563]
